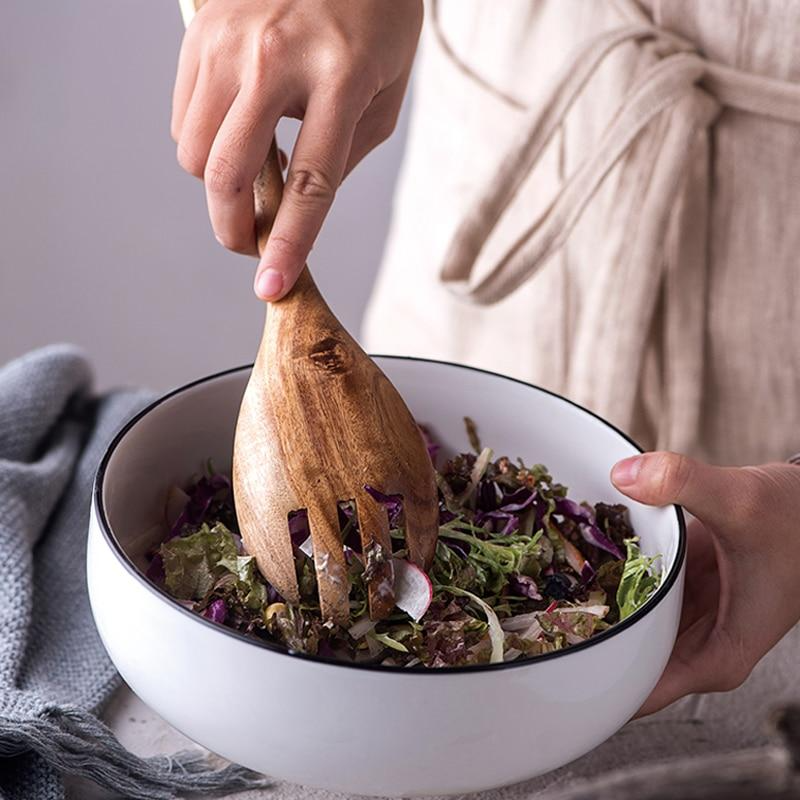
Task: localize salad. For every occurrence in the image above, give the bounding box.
[145,419,661,667]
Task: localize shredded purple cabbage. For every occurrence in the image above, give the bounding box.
[167,472,230,540]
[203,598,228,624]
[555,497,625,559]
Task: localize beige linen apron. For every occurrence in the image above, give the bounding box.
[363,0,800,466]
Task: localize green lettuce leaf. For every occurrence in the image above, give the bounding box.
[160,522,267,610]
[616,537,661,621]
[161,523,238,600]
[218,551,267,610]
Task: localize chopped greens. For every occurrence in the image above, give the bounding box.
[146,419,662,667]
[616,537,663,621]
[442,586,505,664]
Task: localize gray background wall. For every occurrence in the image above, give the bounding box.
[0,0,408,391]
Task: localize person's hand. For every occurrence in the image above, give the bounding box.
[610,451,800,716]
[171,0,423,301]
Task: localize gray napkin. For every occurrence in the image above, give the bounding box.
[0,346,270,800]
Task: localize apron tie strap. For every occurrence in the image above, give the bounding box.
[435,11,800,304]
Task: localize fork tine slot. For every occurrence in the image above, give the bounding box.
[356,492,395,620]
[307,505,350,627]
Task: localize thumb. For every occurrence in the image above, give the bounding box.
[610,451,736,528]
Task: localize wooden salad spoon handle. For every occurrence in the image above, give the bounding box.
[232,142,439,626]
[177,0,438,628]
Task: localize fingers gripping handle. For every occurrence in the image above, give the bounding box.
[179,0,284,259]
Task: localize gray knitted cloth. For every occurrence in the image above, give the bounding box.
[0,347,271,800]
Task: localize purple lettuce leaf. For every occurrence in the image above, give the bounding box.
[203,598,228,624]
[364,484,404,529]
[580,560,597,584]
[508,574,542,600]
[555,497,624,559]
[167,472,231,540]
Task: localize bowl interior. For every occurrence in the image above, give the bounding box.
[101,357,680,599]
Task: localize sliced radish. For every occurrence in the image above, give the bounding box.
[393,559,433,622]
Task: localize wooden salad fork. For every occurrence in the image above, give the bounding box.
[232,144,439,627]
[179,0,438,630]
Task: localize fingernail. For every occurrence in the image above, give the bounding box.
[612,455,644,487]
[255,268,283,300]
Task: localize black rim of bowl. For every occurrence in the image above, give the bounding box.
[93,356,687,675]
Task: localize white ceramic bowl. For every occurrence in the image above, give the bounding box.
[88,357,685,797]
